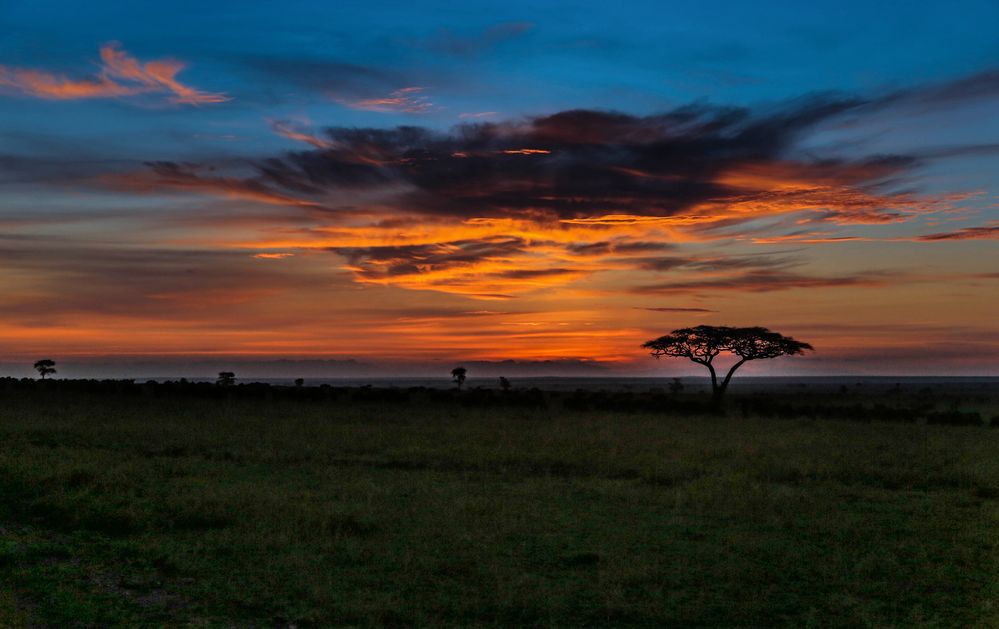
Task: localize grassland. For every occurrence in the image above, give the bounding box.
[1,381,997,627]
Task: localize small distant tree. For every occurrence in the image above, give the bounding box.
[668,377,684,395]
[451,367,467,390]
[33,359,57,379]
[294,378,305,388]
[217,371,236,387]
[643,325,812,398]
[499,376,511,392]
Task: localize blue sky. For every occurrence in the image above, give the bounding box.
[0,0,996,375]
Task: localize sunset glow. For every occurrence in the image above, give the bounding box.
[1,1,996,376]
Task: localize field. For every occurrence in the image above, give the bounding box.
[1,379,997,628]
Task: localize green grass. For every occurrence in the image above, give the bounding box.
[1,388,997,627]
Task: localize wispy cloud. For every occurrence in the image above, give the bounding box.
[750,222,999,244]
[269,119,333,149]
[423,22,534,57]
[638,307,717,313]
[105,161,326,210]
[632,270,894,294]
[0,43,228,104]
[914,224,999,241]
[333,237,586,298]
[336,87,434,113]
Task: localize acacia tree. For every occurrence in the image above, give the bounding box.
[451,367,467,390]
[33,359,57,379]
[642,326,812,398]
[217,371,236,386]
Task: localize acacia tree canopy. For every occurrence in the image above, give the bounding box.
[451,366,467,390]
[642,325,813,397]
[33,359,57,379]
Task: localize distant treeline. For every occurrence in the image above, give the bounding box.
[1,377,995,428]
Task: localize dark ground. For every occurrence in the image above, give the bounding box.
[0,377,997,627]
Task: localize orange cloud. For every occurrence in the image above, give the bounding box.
[502,148,552,155]
[338,87,433,113]
[0,43,227,104]
[86,104,992,308]
[269,119,333,149]
[706,162,973,226]
[333,237,594,298]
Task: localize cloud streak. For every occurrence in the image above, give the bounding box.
[336,86,434,113]
[914,224,999,241]
[0,43,228,104]
[632,270,894,294]
[639,307,717,313]
[333,236,589,298]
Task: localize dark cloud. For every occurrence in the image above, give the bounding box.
[494,268,580,279]
[915,225,999,241]
[633,253,798,273]
[632,256,691,272]
[688,254,800,271]
[243,98,888,220]
[638,307,717,313]
[333,237,530,280]
[330,236,599,298]
[632,270,892,294]
[566,240,675,256]
[106,161,342,217]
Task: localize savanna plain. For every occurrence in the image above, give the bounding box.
[1,378,997,628]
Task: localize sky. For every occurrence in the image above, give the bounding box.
[0,0,997,377]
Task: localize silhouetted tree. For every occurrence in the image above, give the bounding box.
[294,378,305,387]
[451,367,467,390]
[33,359,57,379]
[499,376,511,392]
[668,377,684,395]
[217,371,236,387]
[642,326,812,398]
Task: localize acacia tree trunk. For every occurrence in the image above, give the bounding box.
[704,362,719,397]
[717,358,747,397]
